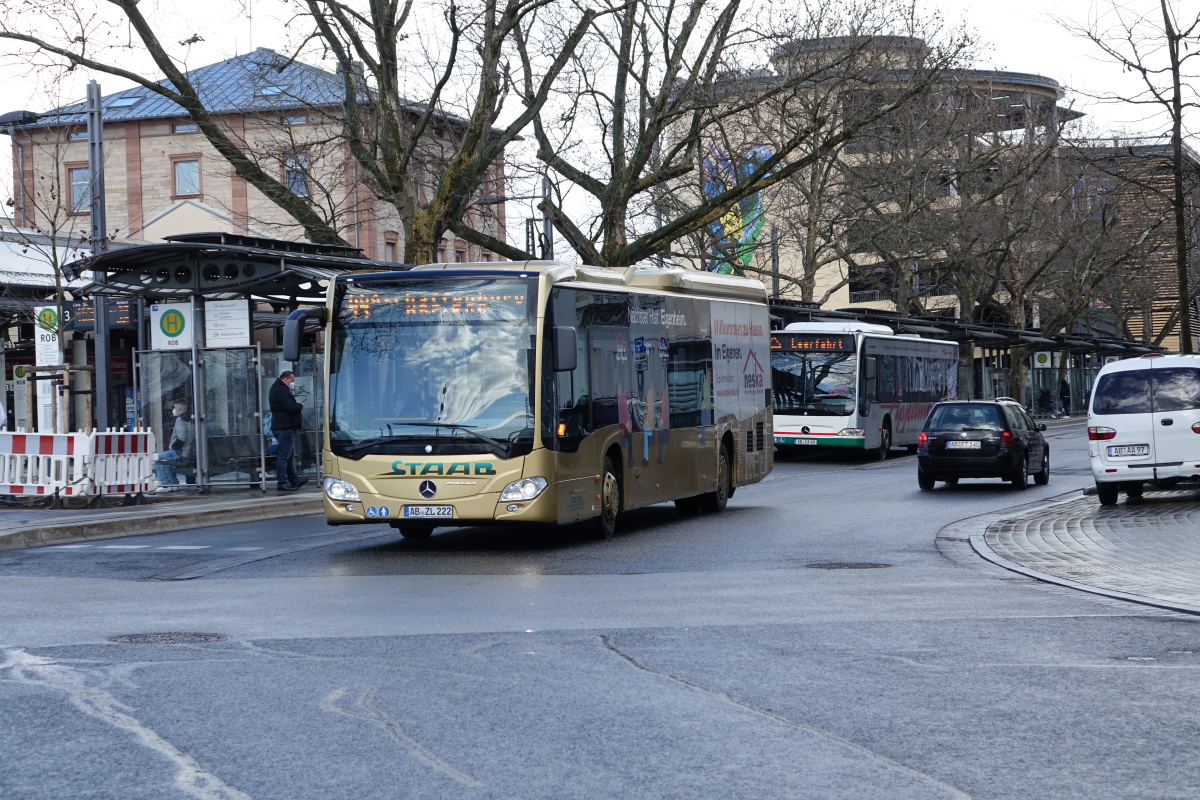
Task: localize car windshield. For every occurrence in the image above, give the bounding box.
[328,275,537,457]
[926,404,1004,431]
[771,351,857,416]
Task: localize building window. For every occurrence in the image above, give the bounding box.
[438,248,446,263]
[173,122,198,133]
[285,154,310,197]
[481,253,491,262]
[107,95,143,110]
[283,115,307,126]
[384,242,396,262]
[67,166,91,213]
[68,129,87,141]
[257,85,287,97]
[173,158,201,197]
[455,250,466,263]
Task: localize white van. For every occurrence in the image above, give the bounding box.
[1088,353,1200,505]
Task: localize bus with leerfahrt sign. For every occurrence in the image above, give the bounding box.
[771,321,959,459]
[284,261,773,539]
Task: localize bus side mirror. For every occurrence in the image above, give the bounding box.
[553,326,578,372]
[283,307,326,362]
[864,357,877,380]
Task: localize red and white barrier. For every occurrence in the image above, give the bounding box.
[90,429,157,496]
[0,432,91,496]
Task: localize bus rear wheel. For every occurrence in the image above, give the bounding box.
[699,443,732,513]
[595,456,621,539]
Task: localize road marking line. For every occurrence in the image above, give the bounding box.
[2,649,252,800]
[99,545,150,549]
[157,546,212,550]
[226,547,264,551]
[322,687,481,786]
[51,544,92,549]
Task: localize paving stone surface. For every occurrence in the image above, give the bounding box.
[982,490,1200,609]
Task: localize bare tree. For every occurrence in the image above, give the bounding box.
[453,0,973,270]
[0,0,597,263]
[1060,0,1200,352]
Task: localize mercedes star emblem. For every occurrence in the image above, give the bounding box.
[418,480,438,499]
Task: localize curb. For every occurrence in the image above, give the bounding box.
[0,494,325,551]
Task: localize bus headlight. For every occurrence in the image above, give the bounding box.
[837,428,865,437]
[323,477,361,502]
[500,477,548,502]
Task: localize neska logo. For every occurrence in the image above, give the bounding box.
[387,461,497,476]
[742,349,764,389]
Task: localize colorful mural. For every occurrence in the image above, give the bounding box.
[703,143,774,275]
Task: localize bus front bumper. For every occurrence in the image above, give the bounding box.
[323,485,562,527]
[774,435,865,448]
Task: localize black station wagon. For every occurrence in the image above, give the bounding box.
[916,399,1049,490]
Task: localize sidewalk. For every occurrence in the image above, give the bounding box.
[0,487,325,551]
[967,489,1200,615]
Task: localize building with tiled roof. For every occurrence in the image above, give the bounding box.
[3,48,506,264]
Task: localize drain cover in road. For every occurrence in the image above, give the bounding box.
[804,562,892,570]
[106,632,229,644]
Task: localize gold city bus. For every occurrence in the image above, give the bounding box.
[284,261,773,539]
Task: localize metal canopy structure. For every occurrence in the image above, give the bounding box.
[771,301,1163,356]
[69,232,398,303]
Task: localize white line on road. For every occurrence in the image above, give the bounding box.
[99,545,150,549]
[157,546,212,550]
[1,649,253,800]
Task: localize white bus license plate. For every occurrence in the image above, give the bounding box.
[795,438,818,445]
[404,505,454,518]
[1107,444,1149,457]
[946,440,981,449]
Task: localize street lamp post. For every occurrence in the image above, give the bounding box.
[476,175,554,259]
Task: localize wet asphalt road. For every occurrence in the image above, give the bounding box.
[4,423,1200,800]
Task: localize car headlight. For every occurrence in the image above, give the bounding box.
[499,477,548,502]
[837,428,865,437]
[323,477,361,502]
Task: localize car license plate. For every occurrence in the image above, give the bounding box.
[404,505,454,518]
[946,440,981,449]
[795,438,818,445]
[1107,444,1149,457]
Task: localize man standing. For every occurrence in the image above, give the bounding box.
[152,399,194,491]
[269,371,308,492]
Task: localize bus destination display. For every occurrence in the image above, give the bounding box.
[771,333,854,352]
[343,282,529,323]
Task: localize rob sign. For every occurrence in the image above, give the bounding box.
[150,303,193,350]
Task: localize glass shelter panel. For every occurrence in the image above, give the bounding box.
[202,347,264,485]
[138,350,197,485]
[261,349,323,479]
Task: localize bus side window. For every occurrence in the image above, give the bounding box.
[861,355,877,414]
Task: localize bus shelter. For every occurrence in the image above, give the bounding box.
[74,232,375,491]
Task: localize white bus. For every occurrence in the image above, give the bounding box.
[770,321,959,458]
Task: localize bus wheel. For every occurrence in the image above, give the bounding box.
[595,456,621,539]
[699,442,732,513]
[392,523,434,539]
[875,424,892,460]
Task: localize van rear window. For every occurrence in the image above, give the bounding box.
[926,404,1004,431]
[1092,367,1200,414]
[1152,368,1200,411]
[1092,371,1151,414]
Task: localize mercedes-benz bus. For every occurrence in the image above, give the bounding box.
[284,262,773,538]
[771,321,959,458]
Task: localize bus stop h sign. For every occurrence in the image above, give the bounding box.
[150,304,193,350]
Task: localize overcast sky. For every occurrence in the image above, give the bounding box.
[0,0,1192,224]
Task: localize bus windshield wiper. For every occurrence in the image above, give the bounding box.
[342,434,422,454]
[402,422,511,456]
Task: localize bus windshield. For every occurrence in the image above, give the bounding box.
[771,351,857,416]
[328,276,537,458]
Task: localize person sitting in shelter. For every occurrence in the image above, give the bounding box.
[153,399,195,491]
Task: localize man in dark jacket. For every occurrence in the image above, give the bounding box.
[269,371,307,491]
